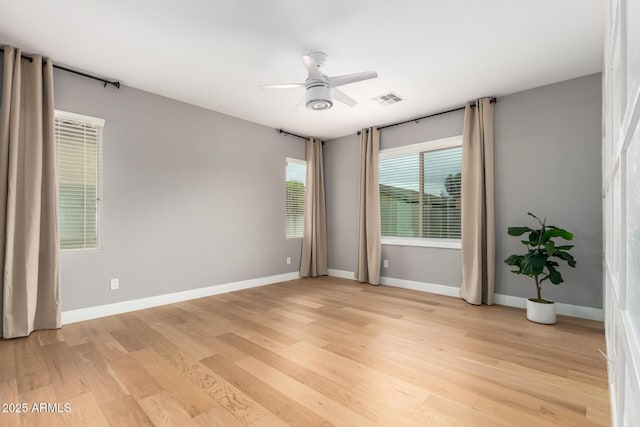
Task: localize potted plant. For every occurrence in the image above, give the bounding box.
[504,213,576,324]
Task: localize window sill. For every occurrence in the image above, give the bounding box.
[381,237,461,249]
[61,247,102,253]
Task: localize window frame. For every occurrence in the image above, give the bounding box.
[285,157,306,239]
[379,135,462,250]
[55,109,105,252]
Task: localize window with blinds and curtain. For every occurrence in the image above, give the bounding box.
[285,158,306,239]
[54,110,104,250]
[379,136,462,248]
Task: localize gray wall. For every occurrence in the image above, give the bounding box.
[495,74,602,307]
[325,74,603,308]
[51,70,304,310]
[324,111,464,287]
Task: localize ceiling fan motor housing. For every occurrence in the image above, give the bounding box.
[305,80,333,110]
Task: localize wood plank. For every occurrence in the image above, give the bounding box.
[34,329,65,347]
[99,395,154,426]
[96,342,163,401]
[131,348,216,417]
[17,384,66,427]
[13,336,51,394]
[146,320,215,360]
[138,391,200,427]
[0,339,16,383]
[140,342,287,427]
[109,328,145,353]
[221,333,437,425]
[202,353,332,427]
[193,405,245,427]
[41,342,90,401]
[60,322,92,347]
[236,356,377,427]
[71,342,130,405]
[0,379,21,426]
[62,392,110,427]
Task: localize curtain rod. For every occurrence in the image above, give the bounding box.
[0,46,120,89]
[277,129,325,145]
[357,98,497,135]
[277,128,308,140]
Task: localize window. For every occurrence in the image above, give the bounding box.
[54,110,104,250]
[379,136,462,248]
[285,158,306,239]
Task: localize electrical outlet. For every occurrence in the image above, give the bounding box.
[383,259,389,268]
[286,257,291,265]
[110,278,119,290]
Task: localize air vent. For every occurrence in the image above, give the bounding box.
[372,92,404,106]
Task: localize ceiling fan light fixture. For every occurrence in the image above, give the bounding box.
[305,83,333,110]
[307,99,333,110]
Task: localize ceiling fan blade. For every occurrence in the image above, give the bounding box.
[329,71,378,88]
[331,88,358,107]
[260,83,305,89]
[295,93,306,110]
[302,55,323,80]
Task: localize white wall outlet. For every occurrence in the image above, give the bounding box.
[110,278,119,290]
[383,259,389,268]
[286,257,291,265]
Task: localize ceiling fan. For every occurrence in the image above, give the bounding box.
[261,52,378,111]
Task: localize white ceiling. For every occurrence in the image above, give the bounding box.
[0,0,604,140]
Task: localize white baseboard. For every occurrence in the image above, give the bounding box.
[379,276,461,297]
[492,293,604,321]
[329,269,459,297]
[327,269,355,279]
[328,269,604,321]
[61,271,300,325]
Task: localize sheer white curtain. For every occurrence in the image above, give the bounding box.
[1,46,61,338]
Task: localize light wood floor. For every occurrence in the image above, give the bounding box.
[0,277,610,426]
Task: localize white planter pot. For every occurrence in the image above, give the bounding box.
[526,299,556,324]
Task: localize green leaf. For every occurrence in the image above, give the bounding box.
[528,231,540,246]
[508,226,533,236]
[542,228,574,242]
[505,255,523,266]
[546,263,563,284]
[554,251,577,267]
[555,245,574,250]
[520,253,547,276]
[545,241,555,256]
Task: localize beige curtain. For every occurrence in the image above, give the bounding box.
[460,98,495,305]
[300,138,328,277]
[1,46,61,338]
[355,127,381,285]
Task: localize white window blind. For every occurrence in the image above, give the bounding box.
[285,158,306,239]
[54,111,104,250]
[379,137,462,241]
